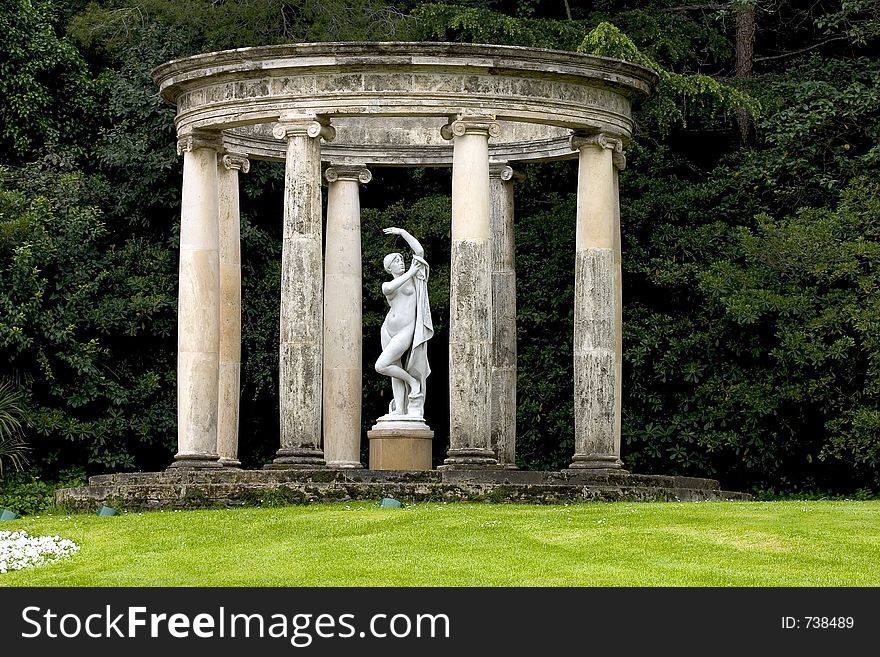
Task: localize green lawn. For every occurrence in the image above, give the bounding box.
[2,501,879,586]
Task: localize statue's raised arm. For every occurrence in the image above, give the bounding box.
[383,226,424,258]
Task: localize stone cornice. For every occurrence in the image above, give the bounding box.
[152,42,659,106]
[324,165,372,184]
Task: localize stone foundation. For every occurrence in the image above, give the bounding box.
[56,469,751,512]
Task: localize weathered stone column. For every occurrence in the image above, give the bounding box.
[171,131,223,468]
[269,115,335,468]
[489,163,521,469]
[323,164,371,469]
[440,115,500,469]
[568,133,626,471]
[612,148,626,460]
[216,153,249,468]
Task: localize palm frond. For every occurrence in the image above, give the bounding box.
[0,381,29,475]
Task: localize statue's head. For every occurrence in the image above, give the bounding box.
[384,252,404,274]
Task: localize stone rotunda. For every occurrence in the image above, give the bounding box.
[58,42,751,508]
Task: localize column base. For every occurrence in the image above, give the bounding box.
[326,460,364,469]
[440,448,501,470]
[219,458,242,469]
[567,454,627,472]
[168,453,223,469]
[266,447,327,469]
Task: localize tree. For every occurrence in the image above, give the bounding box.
[0,0,96,163]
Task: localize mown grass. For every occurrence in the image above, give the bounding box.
[2,501,879,586]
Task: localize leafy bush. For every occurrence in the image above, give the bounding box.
[0,168,176,474]
[0,470,85,516]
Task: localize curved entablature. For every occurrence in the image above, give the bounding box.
[221,119,577,165]
[152,41,658,166]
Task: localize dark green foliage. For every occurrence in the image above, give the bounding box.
[0,0,97,162]
[410,2,589,48]
[616,48,880,492]
[736,56,880,211]
[0,168,176,472]
[0,470,86,516]
[699,178,880,480]
[514,195,576,470]
[237,161,284,466]
[578,22,758,134]
[68,0,414,57]
[411,2,734,68]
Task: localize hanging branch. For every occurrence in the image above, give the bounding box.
[754,35,851,62]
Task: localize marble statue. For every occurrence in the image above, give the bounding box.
[375,227,433,418]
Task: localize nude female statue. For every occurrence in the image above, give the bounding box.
[375,227,433,418]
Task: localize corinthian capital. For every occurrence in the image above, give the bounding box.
[440,114,501,140]
[273,114,336,142]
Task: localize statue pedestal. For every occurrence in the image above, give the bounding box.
[368,416,434,470]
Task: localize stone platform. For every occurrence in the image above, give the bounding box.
[56,469,751,512]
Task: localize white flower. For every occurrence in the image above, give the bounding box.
[0,530,80,574]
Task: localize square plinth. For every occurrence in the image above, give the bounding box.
[368,426,434,470]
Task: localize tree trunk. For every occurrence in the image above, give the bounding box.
[735,1,756,144]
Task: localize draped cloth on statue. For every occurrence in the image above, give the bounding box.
[406,254,433,401]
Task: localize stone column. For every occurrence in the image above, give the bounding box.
[568,133,626,471]
[440,115,500,469]
[171,131,223,468]
[489,163,521,469]
[269,115,335,469]
[612,148,626,460]
[323,164,371,469]
[217,153,249,468]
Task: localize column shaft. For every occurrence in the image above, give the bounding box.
[323,165,371,469]
[442,117,500,468]
[217,154,249,468]
[613,164,624,458]
[569,134,624,470]
[172,133,222,468]
[489,165,518,469]
[271,117,335,468]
